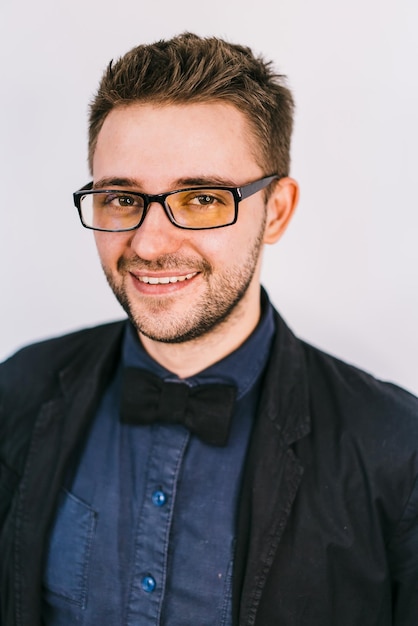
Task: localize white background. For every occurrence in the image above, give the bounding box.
[1,0,417,395]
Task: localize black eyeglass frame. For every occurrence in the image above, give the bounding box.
[73,174,279,232]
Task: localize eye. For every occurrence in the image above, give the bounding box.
[180,191,228,208]
[193,194,218,206]
[104,193,139,207]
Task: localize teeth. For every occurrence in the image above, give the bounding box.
[139,272,197,284]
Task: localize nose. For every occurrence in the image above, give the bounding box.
[129,200,184,260]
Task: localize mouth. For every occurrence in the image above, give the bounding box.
[129,270,200,295]
[136,272,198,285]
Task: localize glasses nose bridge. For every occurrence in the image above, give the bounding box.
[142,191,172,224]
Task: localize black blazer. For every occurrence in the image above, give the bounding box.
[1,309,418,625]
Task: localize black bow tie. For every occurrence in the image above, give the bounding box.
[120,367,237,447]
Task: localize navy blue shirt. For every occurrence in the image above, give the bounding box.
[42,297,275,625]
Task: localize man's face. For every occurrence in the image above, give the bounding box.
[92,102,279,345]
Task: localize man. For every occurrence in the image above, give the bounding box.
[1,32,417,626]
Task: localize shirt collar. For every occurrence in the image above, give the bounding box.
[122,288,275,400]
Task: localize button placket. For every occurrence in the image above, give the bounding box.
[125,427,189,624]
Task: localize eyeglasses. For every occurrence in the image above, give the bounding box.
[73,174,279,231]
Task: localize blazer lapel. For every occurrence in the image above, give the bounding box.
[13,323,125,625]
[233,310,311,625]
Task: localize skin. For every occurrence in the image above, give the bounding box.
[92,102,298,377]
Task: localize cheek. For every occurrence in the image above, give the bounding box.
[204,232,253,271]
[93,233,110,266]
[94,232,130,268]
[226,219,263,256]
[218,218,256,249]
[195,231,237,266]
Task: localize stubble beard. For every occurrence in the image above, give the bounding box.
[102,217,266,345]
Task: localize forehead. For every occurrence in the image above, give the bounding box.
[92,102,263,187]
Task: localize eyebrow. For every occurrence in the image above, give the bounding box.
[93,175,240,191]
[93,177,139,189]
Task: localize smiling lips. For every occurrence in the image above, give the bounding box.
[136,272,197,285]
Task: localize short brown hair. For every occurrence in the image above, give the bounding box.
[88,33,295,176]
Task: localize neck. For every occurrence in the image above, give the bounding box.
[139,290,261,378]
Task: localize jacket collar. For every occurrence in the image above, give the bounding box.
[234,307,311,625]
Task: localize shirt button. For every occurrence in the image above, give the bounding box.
[141,575,156,593]
[152,490,167,507]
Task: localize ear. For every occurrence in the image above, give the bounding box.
[263,177,299,244]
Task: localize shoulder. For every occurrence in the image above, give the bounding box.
[0,320,126,422]
[0,320,126,378]
[270,304,418,423]
[294,339,418,519]
[0,320,127,472]
[301,339,418,426]
[300,343,418,551]
[269,305,418,463]
[269,311,418,543]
